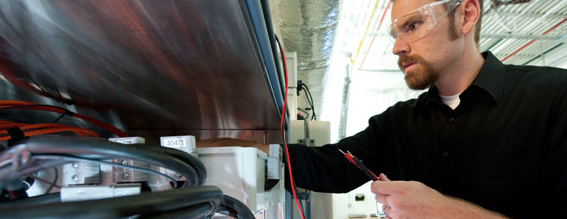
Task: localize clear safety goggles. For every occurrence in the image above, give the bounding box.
[388,0,463,43]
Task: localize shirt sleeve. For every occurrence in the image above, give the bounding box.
[284,114,387,193]
[544,81,567,217]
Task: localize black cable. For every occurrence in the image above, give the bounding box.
[303,85,316,121]
[33,154,178,188]
[297,108,310,120]
[215,195,255,219]
[0,104,71,124]
[45,167,58,194]
[27,175,61,189]
[0,136,257,218]
[0,136,205,189]
[301,83,317,120]
[52,113,66,123]
[0,193,60,208]
[130,142,207,186]
[145,202,213,219]
[0,186,223,219]
[301,84,317,120]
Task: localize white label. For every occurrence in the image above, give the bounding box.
[160,135,196,154]
[162,138,187,148]
[109,137,145,144]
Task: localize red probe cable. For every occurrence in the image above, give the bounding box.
[276,35,306,219]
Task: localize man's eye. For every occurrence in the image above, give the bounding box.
[404,22,422,33]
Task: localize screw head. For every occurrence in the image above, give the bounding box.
[72,175,79,182]
[122,172,130,180]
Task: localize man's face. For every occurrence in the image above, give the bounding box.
[391,0,459,90]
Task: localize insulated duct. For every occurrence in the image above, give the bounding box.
[273,0,339,71]
[271,0,339,121]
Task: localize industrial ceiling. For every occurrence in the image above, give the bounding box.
[274,0,567,133]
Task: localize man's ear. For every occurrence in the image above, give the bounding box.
[460,0,480,35]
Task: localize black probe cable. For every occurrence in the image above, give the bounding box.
[339,149,380,181]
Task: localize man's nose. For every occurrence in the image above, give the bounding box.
[392,36,410,56]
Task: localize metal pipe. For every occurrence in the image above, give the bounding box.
[502,17,567,62]
[488,0,563,56]
[485,38,504,52]
[350,0,381,64]
[482,34,561,40]
[359,0,392,69]
[523,43,564,65]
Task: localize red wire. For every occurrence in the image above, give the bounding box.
[276,35,306,219]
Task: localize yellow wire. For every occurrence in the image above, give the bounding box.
[350,0,381,65]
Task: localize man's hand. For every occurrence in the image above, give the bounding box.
[371,174,508,219]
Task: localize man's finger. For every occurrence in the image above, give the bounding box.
[383,205,392,218]
[371,179,399,195]
[375,193,389,204]
[379,173,390,181]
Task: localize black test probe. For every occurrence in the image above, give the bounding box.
[339,149,380,181]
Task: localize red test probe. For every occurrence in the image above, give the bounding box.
[339,149,380,181]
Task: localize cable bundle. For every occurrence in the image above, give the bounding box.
[0,136,254,218]
[0,100,128,140]
[297,82,317,121]
[0,122,100,141]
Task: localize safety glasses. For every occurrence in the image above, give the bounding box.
[388,0,463,43]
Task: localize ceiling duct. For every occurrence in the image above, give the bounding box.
[274,0,339,71]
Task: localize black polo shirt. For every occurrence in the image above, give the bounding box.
[286,52,567,218]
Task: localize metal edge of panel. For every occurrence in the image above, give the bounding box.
[242,0,285,116]
[260,0,286,97]
[0,0,285,143]
[259,0,292,131]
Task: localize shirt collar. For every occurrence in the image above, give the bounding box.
[470,51,505,104]
[426,51,504,105]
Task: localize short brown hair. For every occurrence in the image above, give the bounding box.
[474,0,483,44]
[450,0,483,44]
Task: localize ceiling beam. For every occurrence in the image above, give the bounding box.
[365,32,564,41]
[491,11,567,20]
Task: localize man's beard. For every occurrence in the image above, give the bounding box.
[398,54,439,90]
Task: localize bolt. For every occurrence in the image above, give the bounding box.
[72,163,79,168]
[72,175,79,182]
[121,159,128,165]
[122,172,130,180]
